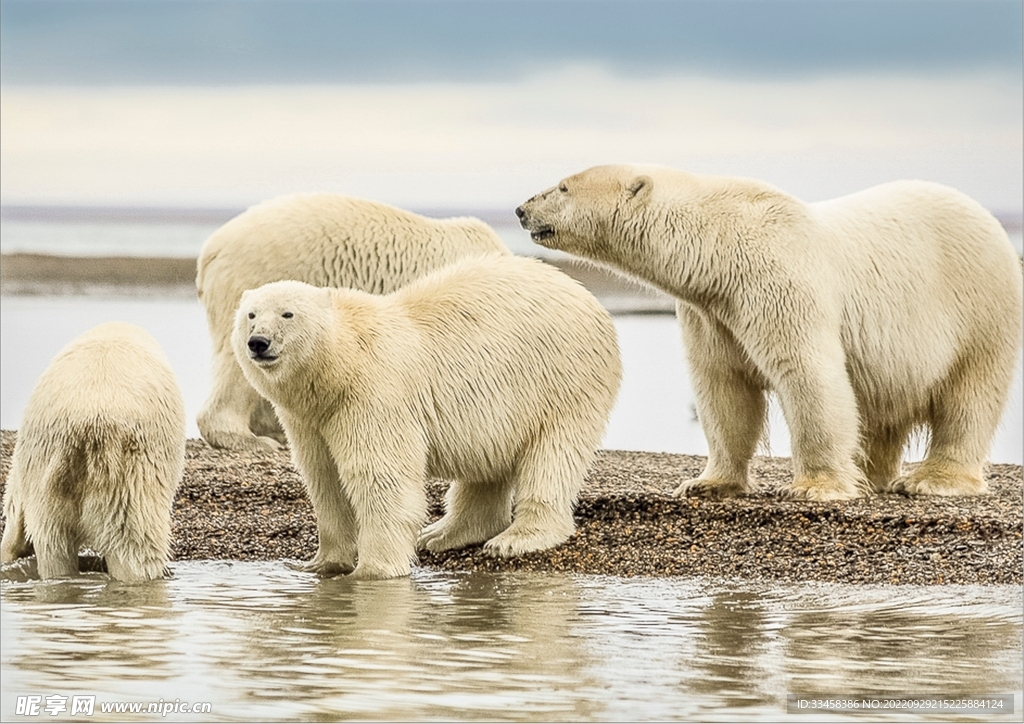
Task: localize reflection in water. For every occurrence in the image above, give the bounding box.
[2,562,1021,721]
[689,591,774,710]
[782,592,1023,698]
[232,572,599,720]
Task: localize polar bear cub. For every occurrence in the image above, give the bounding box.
[517,165,1023,500]
[1,322,186,580]
[233,254,622,579]
[197,194,509,453]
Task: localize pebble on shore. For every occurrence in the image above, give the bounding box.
[1,430,1020,585]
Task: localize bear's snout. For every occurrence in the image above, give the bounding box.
[247,335,273,358]
[515,205,526,219]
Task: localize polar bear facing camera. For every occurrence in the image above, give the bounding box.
[233,255,621,579]
[197,194,510,453]
[517,165,1023,500]
[1,322,186,580]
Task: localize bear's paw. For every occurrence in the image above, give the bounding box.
[889,467,987,497]
[673,477,751,499]
[287,558,355,577]
[482,523,573,558]
[784,473,862,501]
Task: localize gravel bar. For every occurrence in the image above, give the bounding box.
[1,430,1020,585]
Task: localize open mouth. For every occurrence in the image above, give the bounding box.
[530,226,555,243]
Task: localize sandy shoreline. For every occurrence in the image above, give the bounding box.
[0,252,677,313]
[1,430,1020,585]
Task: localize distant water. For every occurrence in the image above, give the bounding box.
[0,216,559,259]
[2,214,1020,259]
[2,563,1021,722]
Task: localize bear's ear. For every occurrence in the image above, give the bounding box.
[626,175,653,202]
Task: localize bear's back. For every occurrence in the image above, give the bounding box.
[392,254,619,409]
[397,254,616,356]
[197,193,509,296]
[812,180,1017,271]
[810,180,1021,334]
[23,322,184,433]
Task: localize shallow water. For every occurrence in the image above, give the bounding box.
[1,562,1020,722]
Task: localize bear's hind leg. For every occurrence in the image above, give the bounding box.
[250,398,287,446]
[858,423,911,493]
[0,502,34,563]
[105,552,168,582]
[198,349,283,453]
[28,444,85,578]
[890,356,1008,496]
[418,479,514,553]
[79,446,173,582]
[674,305,764,498]
[484,433,585,557]
[34,528,80,579]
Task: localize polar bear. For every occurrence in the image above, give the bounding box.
[1,322,186,580]
[232,255,621,579]
[197,194,510,453]
[517,165,1023,500]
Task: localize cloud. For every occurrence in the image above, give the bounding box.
[1,67,1020,210]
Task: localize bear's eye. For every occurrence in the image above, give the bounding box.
[559,183,568,193]
[282,312,293,319]
[247,312,255,320]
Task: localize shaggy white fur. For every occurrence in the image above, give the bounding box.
[233,255,621,579]
[518,165,1022,500]
[197,193,508,452]
[2,322,186,580]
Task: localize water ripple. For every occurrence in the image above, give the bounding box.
[2,562,1020,721]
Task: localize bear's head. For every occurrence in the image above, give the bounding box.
[232,280,333,386]
[515,165,655,259]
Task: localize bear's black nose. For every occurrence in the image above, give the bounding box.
[515,206,525,219]
[248,336,271,356]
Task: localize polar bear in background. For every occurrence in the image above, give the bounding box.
[197,194,510,453]
[1,322,186,581]
[233,255,621,580]
[517,165,1023,500]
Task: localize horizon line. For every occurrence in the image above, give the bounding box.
[1,202,1020,232]
[0,203,522,228]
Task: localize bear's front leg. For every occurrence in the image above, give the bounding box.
[284,419,358,576]
[343,469,427,580]
[674,305,765,498]
[330,418,427,580]
[770,336,865,501]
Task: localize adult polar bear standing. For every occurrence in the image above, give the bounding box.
[517,165,1022,501]
[233,255,621,580]
[1,322,186,580]
[197,194,509,453]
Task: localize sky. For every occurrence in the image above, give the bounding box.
[0,0,1021,212]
